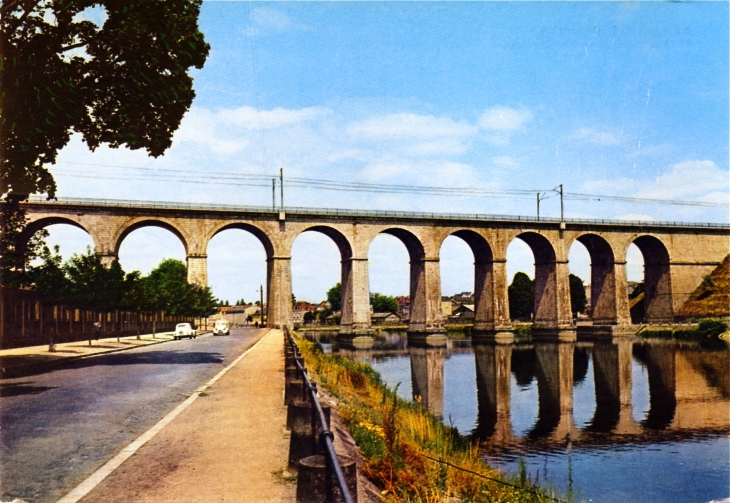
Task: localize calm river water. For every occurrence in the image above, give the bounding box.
[304,330,730,503]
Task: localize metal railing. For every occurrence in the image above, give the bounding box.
[22,194,730,230]
[285,327,354,503]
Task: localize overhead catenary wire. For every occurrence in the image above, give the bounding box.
[51,161,729,208]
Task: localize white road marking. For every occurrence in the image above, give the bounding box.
[55,329,276,503]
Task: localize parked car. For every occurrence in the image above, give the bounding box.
[174,323,197,340]
[213,319,230,336]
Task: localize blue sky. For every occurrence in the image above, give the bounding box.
[46,1,729,304]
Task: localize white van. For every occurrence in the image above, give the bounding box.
[213,319,230,336]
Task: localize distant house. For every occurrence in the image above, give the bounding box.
[395,296,410,321]
[441,297,453,317]
[371,312,401,325]
[452,291,474,303]
[450,304,475,320]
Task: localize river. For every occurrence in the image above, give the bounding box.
[304,330,730,503]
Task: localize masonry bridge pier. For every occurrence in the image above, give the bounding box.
[19,197,730,341]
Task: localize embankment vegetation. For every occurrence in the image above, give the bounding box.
[295,334,570,503]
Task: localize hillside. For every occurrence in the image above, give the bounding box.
[676,254,730,319]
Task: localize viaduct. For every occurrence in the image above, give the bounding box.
[19,197,730,339]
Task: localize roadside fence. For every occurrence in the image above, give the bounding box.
[284,327,356,503]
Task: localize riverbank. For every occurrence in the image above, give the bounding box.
[294,333,567,503]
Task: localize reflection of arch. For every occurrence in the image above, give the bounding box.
[115,219,189,256]
[209,222,274,259]
[629,236,673,323]
[513,232,573,330]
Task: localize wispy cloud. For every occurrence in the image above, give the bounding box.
[347,113,476,139]
[633,160,728,200]
[569,126,622,146]
[478,106,533,131]
[244,7,310,36]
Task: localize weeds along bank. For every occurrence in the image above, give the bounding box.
[294,334,567,503]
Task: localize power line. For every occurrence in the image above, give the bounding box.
[51,162,729,208]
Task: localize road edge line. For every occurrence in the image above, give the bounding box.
[55,329,277,503]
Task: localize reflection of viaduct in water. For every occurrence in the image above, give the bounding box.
[21,198,730,339]
[466,340,729,447]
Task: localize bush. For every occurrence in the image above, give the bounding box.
[698,319,728,337]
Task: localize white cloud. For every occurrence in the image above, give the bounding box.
[478,106,533,131]
[218,106,329,130]
[580,177,637,194]
[357,160,477,185]
[244,7,310,36]
[491,156,521,168]
[569,127,622,146]
[347,113,476,139]
[632,160,729,200]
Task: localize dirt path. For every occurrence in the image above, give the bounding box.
[79,329,295,503]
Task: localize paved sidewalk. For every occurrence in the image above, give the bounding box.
[71,329,296,503]
[0,332,182,378]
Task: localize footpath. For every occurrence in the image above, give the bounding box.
[0,332,181,379]
[39,328,297,503]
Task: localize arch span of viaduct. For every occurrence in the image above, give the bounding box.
[20,198,730,338]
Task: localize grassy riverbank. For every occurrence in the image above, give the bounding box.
[295,334,568,503]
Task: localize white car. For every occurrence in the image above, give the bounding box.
[213,319,230,336]
[174,323,197,340]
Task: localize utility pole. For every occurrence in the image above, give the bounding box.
[536,192,549,220]
[553,184,564,221]
[279,167,284,211]
[271,178,276,210]
[259,285,265,326]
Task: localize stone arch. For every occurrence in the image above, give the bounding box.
[439,230,507,331]
[113,218,189,257]
[571,233,629,325]
[293,225,364,333]
[371,228,441,332]
[627,235,673,324]
[19,216,95,256]
[297,225,353,261]
[208,222,275,259]
[512,232,573,330]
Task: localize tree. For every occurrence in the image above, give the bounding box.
[26,244,69,304]
[64,247,126,312]
[0,199,48,287]
[1,0,209,198]
[292,293,296,306]
[569,273,588,315]
[327,282,341,312]
[144,258,216,317]
[508,272,534,321]
[303,310,315,324]
[370,292,398,313]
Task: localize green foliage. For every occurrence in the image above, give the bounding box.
[144,258,217,317]
[370,292,398,313]
[327,282,342,311]
[698,318,728,337]
[303,310,316,324]
[569,273,588,315]
[26,244,69,304]
[64,247,127,311]
[508,272,534,321]
[0,200,48,287]
[1,0,209,198]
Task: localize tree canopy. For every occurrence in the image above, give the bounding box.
[370,292,398,314]
[569,273,588,315]
[508,272,534,321]
[25,249,217,317]
[1,0,209,198]
[327,282,342,312]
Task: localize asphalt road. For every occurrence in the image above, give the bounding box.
[0,327,266,503]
